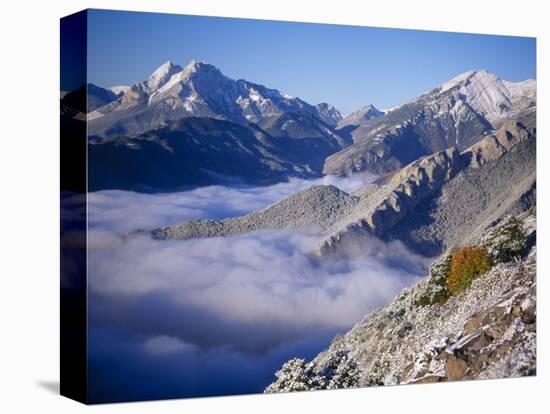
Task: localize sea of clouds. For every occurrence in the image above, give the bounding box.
[84,175,431,402]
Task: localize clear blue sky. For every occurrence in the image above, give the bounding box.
[84,9,536,114]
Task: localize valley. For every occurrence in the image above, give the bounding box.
[74,59,537,400]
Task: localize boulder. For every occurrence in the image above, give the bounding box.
[445,355,469,381]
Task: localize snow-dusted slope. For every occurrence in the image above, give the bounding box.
[88,60,343,136]
[266,212,536,392]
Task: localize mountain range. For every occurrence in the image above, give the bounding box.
[88,115,345,191]
[61,60,535,192]
[87,60,343,137]
[143,87,537,388]
[325,70,535,176]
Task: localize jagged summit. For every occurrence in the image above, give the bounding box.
[180,59,221,77]
[316,102,344,125]
[439,69,493,92]
[87,59,344,136]
[146,60,183,92]
[149,60,180,77]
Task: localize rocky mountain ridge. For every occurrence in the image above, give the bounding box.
[319,121,534,255]
[64,67,536,193]
[152,121,535,261]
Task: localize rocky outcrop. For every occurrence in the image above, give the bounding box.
[318,122,534,256]
[463,121,531,168]
[317,147,464,255]
[388,122,535,256]
[266,212,536,392]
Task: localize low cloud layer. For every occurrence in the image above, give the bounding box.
[87,173,378,234]
[89,230,426,351]
[86,175,429,402]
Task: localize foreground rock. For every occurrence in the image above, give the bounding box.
[265,212,536,392]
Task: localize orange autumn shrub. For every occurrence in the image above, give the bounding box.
[447,246,491,294]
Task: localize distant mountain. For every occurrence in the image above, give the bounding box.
[324,70,536,176]
[335,104,384,140]
[256,111,351,171]
[87,60,343,137]
[61,83,121,113]
[88,116,347,192]
[315,103,344,126]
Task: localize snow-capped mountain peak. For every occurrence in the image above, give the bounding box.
[88,59,344,136]
[146,60,183,92]
[436,70,536,123]
[439,69,492,93]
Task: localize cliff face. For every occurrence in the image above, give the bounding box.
[317,122,534,256]
[317,147,465,255]
[266,212,536,392]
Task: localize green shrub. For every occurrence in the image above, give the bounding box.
[413,253,451,306]
[367,355,391,386]
[447,246,491,294]
[481,216,527,262]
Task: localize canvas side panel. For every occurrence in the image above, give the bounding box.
[60,9,88,404]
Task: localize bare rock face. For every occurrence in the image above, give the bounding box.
[317,147,464,255]
[464,121,530,168]
[445,355,468,381]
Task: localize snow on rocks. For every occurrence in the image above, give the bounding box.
[266,211,537,392]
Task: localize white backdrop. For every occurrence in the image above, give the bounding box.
[0,0,547,413]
